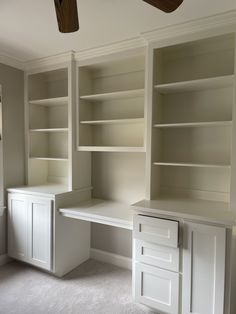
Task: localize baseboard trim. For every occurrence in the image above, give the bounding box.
[0,254,11,267]
[90,248,132,270]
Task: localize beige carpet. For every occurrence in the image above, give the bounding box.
[0,259,156,314]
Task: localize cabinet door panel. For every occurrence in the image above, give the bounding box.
[134,262,179,314]
[28,197,52,271]
[183,223,226,314]
[8,194,28,261]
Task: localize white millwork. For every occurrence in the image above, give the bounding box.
[8,193,28,262]
[182,222,226,314]
[6,13,236,314]
[8,193,52,271]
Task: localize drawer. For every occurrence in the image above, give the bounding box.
[134,239,179,272]
[133,215,179,248]
[134,262,179,314]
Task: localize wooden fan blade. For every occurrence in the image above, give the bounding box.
[143,0,184,13]
[54,0,79,33]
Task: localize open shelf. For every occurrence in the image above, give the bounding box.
[153,162,231,169]
[80,89,144,102]
[30,128,68,132]
[30,157,68,161]
[29,96,68,106]
[59,198,134,230]
[80,118,144,125]
[155,75,234,94]
[78,146,145,152]
[153,121,232,128]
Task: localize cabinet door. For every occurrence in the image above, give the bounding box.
[8,193,28,262]
[183,223,226,314]
[134,262,179,314]
[28,197,52,271]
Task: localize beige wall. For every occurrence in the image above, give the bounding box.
[0,63,25,256]
[91,223,132,258]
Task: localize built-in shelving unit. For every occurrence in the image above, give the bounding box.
[77,55,146,152]
[148,33,235,207]
[27,68,70,187]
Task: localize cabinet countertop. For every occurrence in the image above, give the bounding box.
[7,185,71,198]
[133,197,236,227]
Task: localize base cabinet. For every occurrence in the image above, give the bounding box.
[8,193,53,271]
[182,223,226,314]
[133,214,227,314]
[8,193,28,262]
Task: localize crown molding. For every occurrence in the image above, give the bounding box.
[0,53,25,71]
[74,37,146,62]
[25,51,75,72]
[10,9,236,71]
[141,10,236,43]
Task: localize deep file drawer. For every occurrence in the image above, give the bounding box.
[133,215,179,248]
[134,262,179,314]
[134,239,179,272]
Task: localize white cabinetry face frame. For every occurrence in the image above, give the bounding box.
[182,222,226,314]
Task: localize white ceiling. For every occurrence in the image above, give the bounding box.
[0,0,236,62]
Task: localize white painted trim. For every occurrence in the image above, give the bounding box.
[90,248,132,270]
[75,37,146,62]
[141,10,236,43]
[25,51,75,72]
[0,54,25,70]
[0,254,11,267]
[20,10,236,70]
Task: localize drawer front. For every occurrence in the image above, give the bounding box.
[134,262,179,314]
[134,215,179,248]
[135,239,179,272]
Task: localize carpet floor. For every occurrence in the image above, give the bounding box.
[0,260,156,314]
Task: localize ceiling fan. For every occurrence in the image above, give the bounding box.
[54,0,184,33]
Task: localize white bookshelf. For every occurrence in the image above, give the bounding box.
[77,55,145,152]
[148,33,235,208]
[27,68,70,187]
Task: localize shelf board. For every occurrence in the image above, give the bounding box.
[80,118,144,125]
[78,146,145,152]
[80,89,144,102]
[29,96,68,106]
[133,198,235,226]
[153,121,232,128]
[29,157,68,161]
[155,75,234,94]
[153,162,231,169]
[29,128,69,132]
[59,198,134,230]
